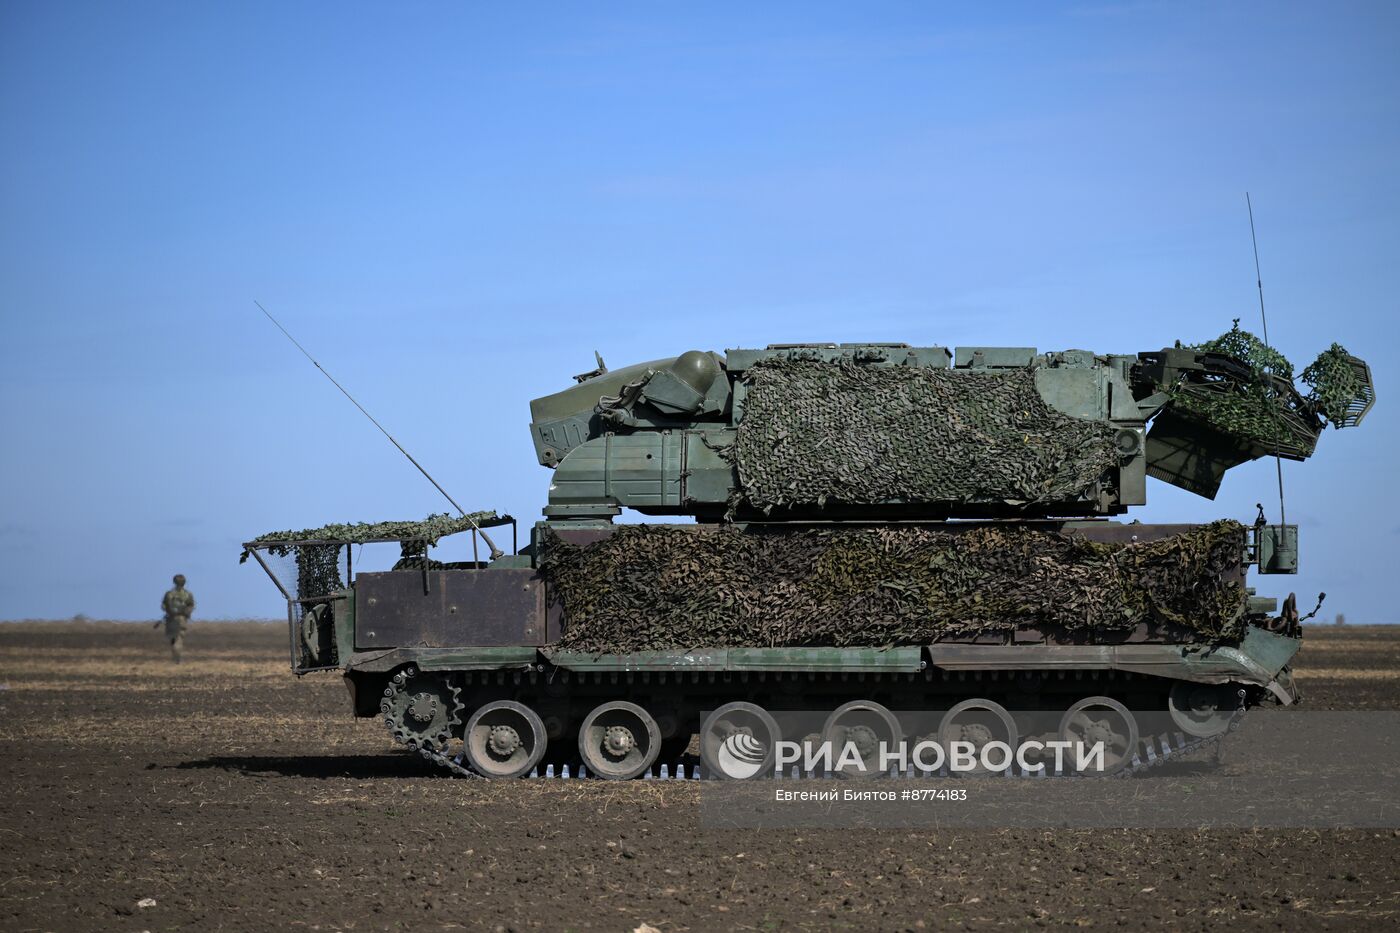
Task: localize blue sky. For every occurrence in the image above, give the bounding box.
[1,1,1395,621]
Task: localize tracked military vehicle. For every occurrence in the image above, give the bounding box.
[243,326,1374,779]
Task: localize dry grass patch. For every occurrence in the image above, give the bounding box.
[0,657,285,680]
[1293,668,1400,681]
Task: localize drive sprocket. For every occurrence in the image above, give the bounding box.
[380,666,463,751]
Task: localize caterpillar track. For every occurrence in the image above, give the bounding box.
[406,719,1242,781]
[383,663,1248,781]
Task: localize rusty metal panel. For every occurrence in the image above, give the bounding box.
[355,570,545,649]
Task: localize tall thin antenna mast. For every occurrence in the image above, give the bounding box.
[254,300,503,559]
[1245,193,1286,526]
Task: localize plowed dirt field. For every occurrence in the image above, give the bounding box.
[2,622,1397,931]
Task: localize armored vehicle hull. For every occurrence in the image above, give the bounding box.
[248,515,1303,780]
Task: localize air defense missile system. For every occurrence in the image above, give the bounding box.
[243,323,1374,779]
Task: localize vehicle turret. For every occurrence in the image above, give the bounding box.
[529,332,1373,522]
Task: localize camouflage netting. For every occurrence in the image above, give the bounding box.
[1302,343,1367,428]
[1171,322,1364,454]
[1192,321,1295,381]
[240,511,501,600]
[1171,322,1316,455]
[732,359,1120,512]
[1168,383,1317,457]
[241,511,501,553]
[291,545,345,601]
[540,522,1248,653]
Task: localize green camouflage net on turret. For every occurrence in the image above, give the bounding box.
[1192,322,1294,381]
[1302,343,1365,428]
[732,359,1121,512]
[1168,322,1370,455]
[1169,321,1317,455]
[540,521,1248,653]
[1168,383,1317,456]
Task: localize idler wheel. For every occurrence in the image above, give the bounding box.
[578,701,660,780]
[1168,681,1239,738]
[821,700,903,779]
[464,701,547,779]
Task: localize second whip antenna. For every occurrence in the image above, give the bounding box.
[1246,193,1286,527]
[254,300,503,559]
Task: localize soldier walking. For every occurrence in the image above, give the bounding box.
[158,574,195,663]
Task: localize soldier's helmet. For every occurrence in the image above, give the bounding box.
[173,574,186,587]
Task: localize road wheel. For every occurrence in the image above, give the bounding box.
[1059,696,1139,776]
[463,700,548,779]
[699,701,780,780]
[938,698,1017,775]
[821,700,902,778]
[578,701,660,780]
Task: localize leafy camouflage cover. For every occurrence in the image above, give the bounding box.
[540,521,1248,653]
[240,511,502,555]
[239,511,502,601]
[1168,322,1364,456]
[731,359,1120,513]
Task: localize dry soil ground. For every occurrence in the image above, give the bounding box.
[1,622,1398,932]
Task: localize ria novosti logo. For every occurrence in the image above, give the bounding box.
[716,732,769,779]
[709,736,1109,779]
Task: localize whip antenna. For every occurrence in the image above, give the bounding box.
[1245,193,1286,526]
[253,300,503,559]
